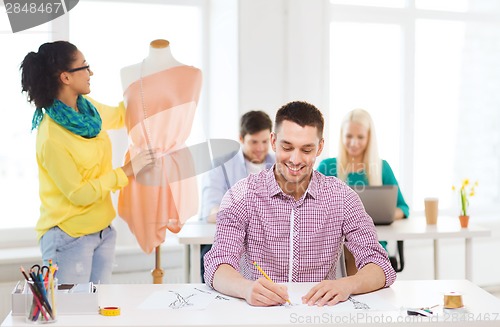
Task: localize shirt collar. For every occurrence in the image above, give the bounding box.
[235,147,245,165]
[240,149,275,168]
[307,171,319,199]
[266,165,319,200]
[266,165,282,197]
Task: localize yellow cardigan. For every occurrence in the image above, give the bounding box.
[35,97,128,240]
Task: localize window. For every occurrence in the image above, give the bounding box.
[330,0,404,8]
[69,1,203,107]
[0,0,204,244]
[329,22,402,175]
[416,0,470,12]
[414,18,500,212]
[328,1,500,214]
[0,18,50,230]
[69,0,204,145]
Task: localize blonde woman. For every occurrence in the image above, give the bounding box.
[318,108,409,274]
[318,108,408,220]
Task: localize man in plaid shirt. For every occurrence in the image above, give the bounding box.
[204,101,396,307]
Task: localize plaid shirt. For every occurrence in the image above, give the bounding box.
[204,166,396,288]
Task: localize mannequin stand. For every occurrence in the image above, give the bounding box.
[151,245,164,283]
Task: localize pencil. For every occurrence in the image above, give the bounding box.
[20,267,50,321]
[252,261,292,305]
[48,260,57,318]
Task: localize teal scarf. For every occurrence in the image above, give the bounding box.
[31,95,102,138]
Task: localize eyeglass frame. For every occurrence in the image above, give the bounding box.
[67,65,90,73]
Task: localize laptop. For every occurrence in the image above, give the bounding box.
[351,185,398,225]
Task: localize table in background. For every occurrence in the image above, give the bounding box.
[177,217,491,283]
[2,280,500,326]
[376,216,491,280]
[177,222,215,283]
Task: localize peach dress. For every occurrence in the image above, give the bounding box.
[118,65,202,253]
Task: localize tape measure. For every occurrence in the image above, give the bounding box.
[444,292,464,309]
[99,306,121,316]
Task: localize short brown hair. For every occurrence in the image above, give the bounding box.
[240,110,273,138]
[275,101,324,138]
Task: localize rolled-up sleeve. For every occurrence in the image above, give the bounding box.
[342,189,397,287]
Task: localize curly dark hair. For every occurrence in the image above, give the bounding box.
[274,101,324,138]
[20,41,78,108]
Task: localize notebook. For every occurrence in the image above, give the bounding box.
[351,185,398,225]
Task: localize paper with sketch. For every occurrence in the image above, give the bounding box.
[286,291,397,311]
[137,286,231,311]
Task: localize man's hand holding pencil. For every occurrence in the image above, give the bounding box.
[245,262,291,307]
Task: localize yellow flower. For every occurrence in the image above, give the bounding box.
[454,178,478,216]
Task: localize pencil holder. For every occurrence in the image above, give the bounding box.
[25,278,57,324]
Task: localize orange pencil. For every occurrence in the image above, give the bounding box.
[252,261,292,305]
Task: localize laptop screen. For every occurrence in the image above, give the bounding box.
[350,185,398,225]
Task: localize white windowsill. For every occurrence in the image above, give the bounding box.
[0,238,185,284]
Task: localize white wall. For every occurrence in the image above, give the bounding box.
[237,0,328,124]
[239,0,287,115]
[207,0,239,139]
[206,0,329,138]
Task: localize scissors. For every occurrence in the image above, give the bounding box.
[30,264,50,281]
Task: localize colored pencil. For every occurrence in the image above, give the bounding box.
[20,267,50,321]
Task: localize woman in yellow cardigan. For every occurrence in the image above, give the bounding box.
[20,41,156,284]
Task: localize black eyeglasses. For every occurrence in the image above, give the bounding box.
[67,65,90,73]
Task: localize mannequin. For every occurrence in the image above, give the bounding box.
[120,39,183,92]
[118,39,202,282]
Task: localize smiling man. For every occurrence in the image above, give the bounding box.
[203,101,396,307]
[199,110,274,281]
[200,110,274,225]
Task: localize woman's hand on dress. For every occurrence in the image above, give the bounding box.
[122,148,160,177]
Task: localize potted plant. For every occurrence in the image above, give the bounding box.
[452,179,478,228]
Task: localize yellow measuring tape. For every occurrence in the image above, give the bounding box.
[444,292,464,309]
[99,306,121,316]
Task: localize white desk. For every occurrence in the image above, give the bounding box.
[177,222,215,283]
[2,280,500,326]
[376,217,491,280]
[177,217,491,283]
